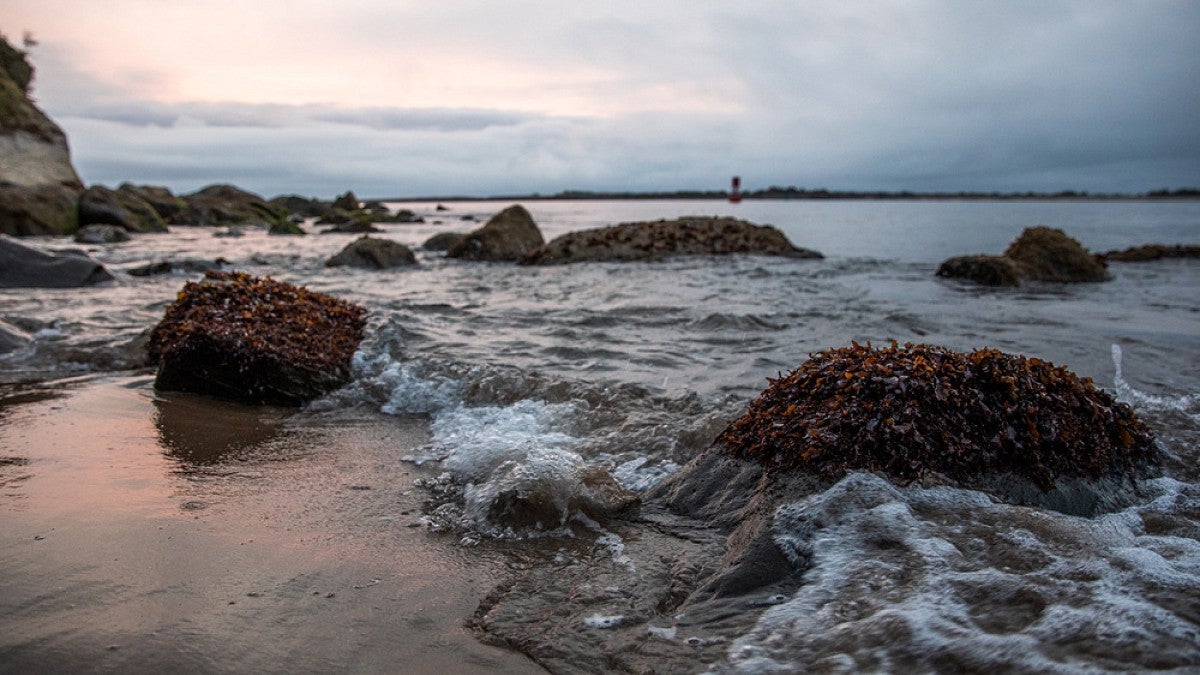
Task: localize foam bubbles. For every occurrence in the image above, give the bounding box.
[725,473,1200,672]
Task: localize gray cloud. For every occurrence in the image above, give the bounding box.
[18,0,1200,196]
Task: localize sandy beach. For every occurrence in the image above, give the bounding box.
[0,374,543,673]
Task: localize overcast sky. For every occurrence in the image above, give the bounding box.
[4,1,1198,198]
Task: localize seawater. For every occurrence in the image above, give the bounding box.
[3,199,1199,670]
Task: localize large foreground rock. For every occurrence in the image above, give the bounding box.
[325,235,417,269]
[147,271,367,405]
[0,235,114,287]
[178,184,288,227]
[446,204,545,261]
[521,216,823,264]
[938,226,1108,286]
[78,185,168,233]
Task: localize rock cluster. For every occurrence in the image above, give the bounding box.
[716,341,1158,489]
[521,216,822,264]
[938,226,1109,286]
[147,271,367,405]
[446,204,545,261]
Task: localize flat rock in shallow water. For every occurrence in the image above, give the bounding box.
[147,271,367,405]
[0,235,113,288]
[520,216,823,264]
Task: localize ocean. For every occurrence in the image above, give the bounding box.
[2,198,1199,672]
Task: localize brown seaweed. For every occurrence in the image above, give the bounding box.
[717,342,1157,488]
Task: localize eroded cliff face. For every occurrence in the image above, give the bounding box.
[0,36,81,189]
[0,35,83,236]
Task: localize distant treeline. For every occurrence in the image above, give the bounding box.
[400,187,1200,202]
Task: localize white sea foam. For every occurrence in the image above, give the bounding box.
[583,614,626,629]
[1112,343,1200,417]
[725,472,1200,672]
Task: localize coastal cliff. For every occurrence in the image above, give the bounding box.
[0,34,83,235]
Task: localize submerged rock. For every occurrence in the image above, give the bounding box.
[147,271,367,405]
[1099,243,1200,262]
[938,226,1108,286]
[128,258,228,277]
[445,204,545,261]
[325,235,417,269]
[0,235,113,288]
[75,224,131,244]
[78,185,168,233]
[716,341,1158,491]
[522,216,823,264]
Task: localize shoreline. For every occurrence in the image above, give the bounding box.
[0,374,544,673]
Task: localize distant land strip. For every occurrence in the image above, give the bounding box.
[382,187,1200,202]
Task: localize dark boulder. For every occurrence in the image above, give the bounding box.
[178,184,287,227]
[118,183,187,222]
[147,271,367,405]
[268,219,306,235]
[325,235,417,269]
[445,204,544,261]
[422,231,465,251]
[78,185,168,233]
[1099,244,1200,262]
[521,216,822,265]
[0,183,79,236]
[0,234,114,288]
[268,194,328,218]
[938,226,1108,286]
[319,217,383,234]
[332,191,359,211]
[75,224,131,244]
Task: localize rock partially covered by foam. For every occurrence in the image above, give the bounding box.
[717,342,1158,489]
[446,204,545,261]
[938,226,1108,286]
[521,216,822,265]
[148,271,367,405]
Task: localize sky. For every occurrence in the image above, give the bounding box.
[3,0,1199,198]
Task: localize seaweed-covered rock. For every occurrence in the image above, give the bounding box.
[0,234,113,287]
[935,254,1022,286]
[178,184,287,227]
[268,194,329,218]
[522,216,823,265]
[325,235,416,269]
[75,224,131,244]
[717,342,1158,490]
[78,185,168,233]
[268,219,307,235]
[1099,244,1200,262]
[422,231,465,251]
[938,226,1108,286]
[147,271,367,405]
[446,204,544,261]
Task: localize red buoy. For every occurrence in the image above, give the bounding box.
[729,176,742,203]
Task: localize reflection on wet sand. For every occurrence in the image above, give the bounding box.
[152,389,292,465]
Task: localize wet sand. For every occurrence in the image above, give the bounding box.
[0,374,543,673]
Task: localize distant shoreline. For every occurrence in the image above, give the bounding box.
[379,188,1200,203]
